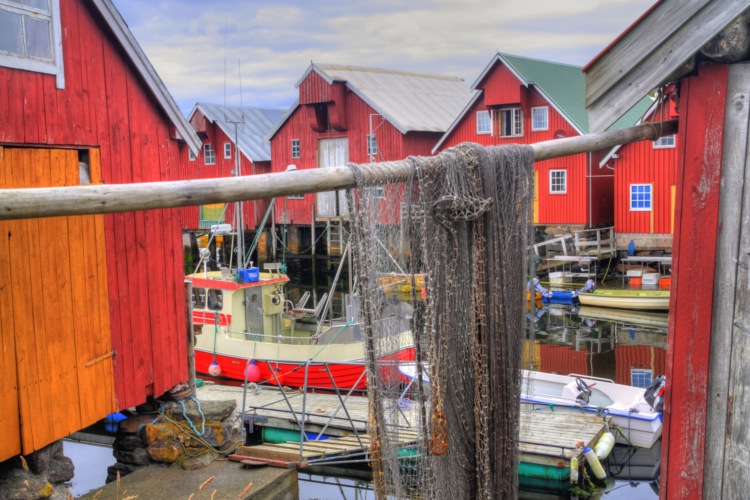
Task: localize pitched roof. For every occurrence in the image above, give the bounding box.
[91,0,201,155]
[584,0,749,132]
[190,103,285,162]
[267,63,473,140]
[432,52,652,153]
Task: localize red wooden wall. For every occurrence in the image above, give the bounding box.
[178,111,270,230]
[609,101,679,235]
[662,62,728,499]
[614,345,667,386]
[435,61,610,226]
[270,75,442,224]
[0,0,189,412]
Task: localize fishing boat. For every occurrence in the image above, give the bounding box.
[521,370,663,449]
[188,264,415,390]
[577,288,670,311]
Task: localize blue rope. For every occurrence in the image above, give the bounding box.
[180,397,206,436]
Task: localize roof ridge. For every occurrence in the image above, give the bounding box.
[315,63,464,82]
[498,52,583,71]
[197,102,286,112]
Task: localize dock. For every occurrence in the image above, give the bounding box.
[197,383,608,473]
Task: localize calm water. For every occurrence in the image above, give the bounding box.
[66,255,664,498]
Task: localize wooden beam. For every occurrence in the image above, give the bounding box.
[704,62,750,498]
[0,120,677,221]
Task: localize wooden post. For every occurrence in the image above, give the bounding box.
[703,62,750,498]
[186,281,196,394]
[0,120,677,221]
[661,62,728,499]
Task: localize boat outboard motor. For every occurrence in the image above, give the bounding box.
[644,375,666,412]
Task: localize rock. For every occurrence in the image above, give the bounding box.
[113,434,146,452]
[105,462,141,483]
[46,456,74,484]
[181,452,214,471]
[113,446,152,466]
[0,475,53,499]
[23,441,62,475]
[163,399,236,422]
[146,440,184,464]
[118,414,158,435]
[161,383,193,402]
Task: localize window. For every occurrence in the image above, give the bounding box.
[531,107,548,131]
[653,134,676,148]
[207,289,223,311]
[497,108,523,137]
[189,149,196,161]
[291,139,300,159]
[476,111,491,134]
[203,144,216,165]
[224,142,232,159]
[367,134,378,157]
[549,169,567,194]
[287,193,305,200]
[192,288,207,309]
[631,369,653,389]
[630,184,652,211]
[0,0,65,88]
[199,203,225,228]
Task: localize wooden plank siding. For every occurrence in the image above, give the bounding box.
[614,345,667,386]
[270,82,442,224]
[0,148,115,460]
[662,62,729,499]
[0,0,191,462]
[435,63,610,226]
[178,112,270,230]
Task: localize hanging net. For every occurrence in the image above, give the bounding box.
[346,142,534,499]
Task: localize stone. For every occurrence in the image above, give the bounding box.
[113,446,152,466]
[105,462,141,483]
[118,414,157,435]
[24,441,62,475]
[146,440,184,464]
[163,399,236,422]
[181,452,214,471]
[161,383,193,402]
[47,456,74,484]
[113,434,146,452]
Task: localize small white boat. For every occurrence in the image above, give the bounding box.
[578,289,670,311]
[521,370,662,449]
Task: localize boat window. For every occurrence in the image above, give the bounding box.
[192,288,206,309]
[207,289,223,311]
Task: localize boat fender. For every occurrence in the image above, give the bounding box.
[583,446,607,480]
[594,432,615,460]
[570,456,580,483]
[644,375,666,412]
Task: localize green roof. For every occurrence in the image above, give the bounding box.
[484,53,651,134]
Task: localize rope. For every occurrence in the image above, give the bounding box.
[179,397,206,437]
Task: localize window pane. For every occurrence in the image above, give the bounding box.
[25,0,49,11]
[0,10,24,56]
[25,16,52,59]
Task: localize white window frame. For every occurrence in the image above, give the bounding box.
[630,183,652,212]
[223,142,232,159]
[291,139,300,159]
[653,134,676,149]
[631,368,653,389]
[531,106,549,131]
[476,110,491,135]
[497,107,523,137]
[203,144,216,165]
[366,134,378,157]
[549,169,567,194]
[287,193,305,200]
[0,0,65,89]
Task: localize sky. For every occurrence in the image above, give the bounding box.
[111,0,657,116]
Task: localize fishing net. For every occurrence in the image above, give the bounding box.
[346,143,534,499]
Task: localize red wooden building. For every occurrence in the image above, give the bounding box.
[599,98,680,250]
[585,1,750,497]
[181,103,285,231]
[433,52,651,227]
[266,63,473,226]
[0,0,201,463]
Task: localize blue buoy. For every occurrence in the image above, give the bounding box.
[104,412,127,433]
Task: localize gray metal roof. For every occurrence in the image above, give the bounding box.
[191,103,286,162]
[311,64,474,134]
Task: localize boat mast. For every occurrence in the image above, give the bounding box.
[232,120,245,269]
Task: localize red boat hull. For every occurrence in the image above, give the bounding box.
[195,347,416,390]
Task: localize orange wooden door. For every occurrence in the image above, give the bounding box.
[0,147,115,461]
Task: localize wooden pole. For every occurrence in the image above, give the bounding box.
[0,119,677,221]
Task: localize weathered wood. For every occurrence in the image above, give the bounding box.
[0,120,677,221]
[703,62,750,497]
[585,0,747,132]
[662,63,728,499]
[701,12,750,63]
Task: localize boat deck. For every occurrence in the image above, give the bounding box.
[198,383,607,469]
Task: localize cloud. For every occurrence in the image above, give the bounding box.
[112,0,655,114]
